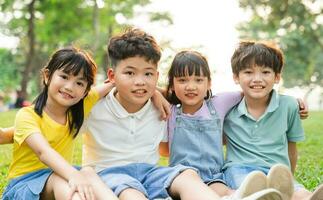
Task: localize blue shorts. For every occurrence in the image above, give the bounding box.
[98,163,194,199]
[2,168,53,200]
[205,173,227,186]
[224,165,305,191]
[2,166,81,200]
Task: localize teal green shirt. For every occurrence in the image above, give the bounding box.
[223,90,304,169]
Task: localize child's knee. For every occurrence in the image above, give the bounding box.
[179,168,199,179]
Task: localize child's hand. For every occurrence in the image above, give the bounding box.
[152,90,171,121]
[0,127,14,144]
[68,172,95,200]
[297,98,309,120]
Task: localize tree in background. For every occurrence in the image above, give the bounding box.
[0,0,172,100]
[238,0,323,99]
[0,48,20,92]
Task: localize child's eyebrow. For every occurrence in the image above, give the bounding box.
[78,77,87,81]
[125,65,156,70]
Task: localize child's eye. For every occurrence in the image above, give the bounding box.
[177,78,186,83]
[125,71,134,76]
[196,78,204,82]
[77,82,85,87]
[263,70,271,74]
[145,72,154,77]
[243,70,252,74]
[60,75,68,79]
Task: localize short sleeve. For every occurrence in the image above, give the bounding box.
[14,107,41,145]
[84,88,100,118]
[286,97,305,142]
[212,91,242,119]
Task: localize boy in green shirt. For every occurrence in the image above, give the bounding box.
[223,41,323,200]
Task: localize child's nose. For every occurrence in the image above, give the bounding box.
[134,76,145,85]
[64,81,74,91]
[185,83,196,90]
[252,73,263,81]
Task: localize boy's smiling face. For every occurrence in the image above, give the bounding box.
[108,56,158,113]
[234,65,281,101]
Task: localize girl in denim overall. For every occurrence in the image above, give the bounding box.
[159,50,243,197]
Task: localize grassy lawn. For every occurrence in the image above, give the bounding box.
[0,110,322,196]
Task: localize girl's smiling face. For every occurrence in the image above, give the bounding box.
[173,69,211,114]
[45,68,88,109]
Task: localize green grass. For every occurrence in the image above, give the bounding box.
[0,111,322,196]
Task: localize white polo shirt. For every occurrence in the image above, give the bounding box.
[82,88,166,172]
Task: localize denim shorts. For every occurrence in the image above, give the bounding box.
[98,163,195,199]
[224,165,305,191]
[2,168,54,200]
[2,166,81,200]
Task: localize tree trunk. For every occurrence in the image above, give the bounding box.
[92,0,99,52]
[20,0,36,99]
[103,25,113,73]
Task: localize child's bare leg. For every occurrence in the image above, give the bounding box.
[119,188,147,200]
[292,188,312,200]
[168,169,221,200]
[209,182,234,196]
[41,173,82,200]
[81,167,118,200]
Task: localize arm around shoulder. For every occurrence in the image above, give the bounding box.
[0,127,14,144]
[94,81,115,99]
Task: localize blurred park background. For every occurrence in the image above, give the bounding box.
[0,0,322,196]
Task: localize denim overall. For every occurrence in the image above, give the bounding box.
[169,100,225,183]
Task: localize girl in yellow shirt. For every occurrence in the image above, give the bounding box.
[2,47,118,200]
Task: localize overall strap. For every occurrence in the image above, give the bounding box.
[206,98,217,116]
[175,104,182,116]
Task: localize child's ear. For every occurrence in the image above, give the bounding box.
[207,80,212,90]
[42,69,50,85]
[107,68,116,83]
[233,74,239,84]
[275,73,281,83]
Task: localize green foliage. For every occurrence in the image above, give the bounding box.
[1,110,323,196]
[238,0,323,88]
[0,49,21,92]
[0,0,172,96]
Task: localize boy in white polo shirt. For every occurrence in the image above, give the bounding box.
[81,28,219,200]
[81,29,283,200]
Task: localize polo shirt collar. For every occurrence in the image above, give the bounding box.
[237,89,279,119]
[105,87,152,119]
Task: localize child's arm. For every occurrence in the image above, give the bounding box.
[297,98,308,120]
[159,142,170,157]
[94,80,115,99]
[0,127,14,144]
[151,90,171,120]
[288,141,298,174]
[25,133,94,199]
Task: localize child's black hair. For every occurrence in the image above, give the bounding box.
[107,28,161,68]
[231,41,284,75]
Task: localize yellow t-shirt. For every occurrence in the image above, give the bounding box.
[8,88,99,179]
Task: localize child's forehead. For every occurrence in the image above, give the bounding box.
[243,64,273,70]
[117,56,158,69]
[58,68,87,78]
